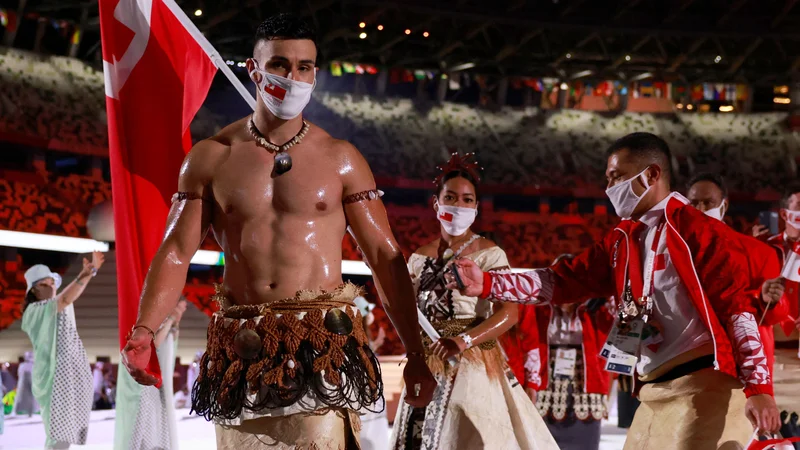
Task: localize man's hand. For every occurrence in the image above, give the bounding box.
[745,394,781,434]
[445,259,486,297]
[761,277,785,306]
[753,224,771,240]
[402,354,436,408]
[121,330,159,386]
[430,336,467,360]
[525,387,538,403]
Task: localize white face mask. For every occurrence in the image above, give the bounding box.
[605,168,651,219]
[785,209,800,230]
[249,64,315,120]
[704,203,726,221]
[436,203,478,236]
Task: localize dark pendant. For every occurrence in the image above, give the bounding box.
[274,152,292,175]
[324,308,353,335]
[233,328,262,359]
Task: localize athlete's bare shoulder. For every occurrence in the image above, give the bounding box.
[178,118,246,193]
[308,123,375,192]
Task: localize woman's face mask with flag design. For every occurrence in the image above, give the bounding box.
[434,200,477,236]
[249,59,316,120]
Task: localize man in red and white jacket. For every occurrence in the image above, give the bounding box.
[687,173,789,374]
[452,132,781,449]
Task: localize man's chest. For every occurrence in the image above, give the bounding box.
[212,147,343,218]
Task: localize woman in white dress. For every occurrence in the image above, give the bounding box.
[114,299,186,450]
[389,153,558,450]
[21,252,105,449]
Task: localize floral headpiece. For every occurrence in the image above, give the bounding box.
[433,152,482,186]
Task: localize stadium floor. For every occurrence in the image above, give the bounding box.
[1,409,628,449]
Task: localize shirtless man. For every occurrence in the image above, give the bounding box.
[121,13,435,448]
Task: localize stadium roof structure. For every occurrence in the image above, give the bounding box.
[10,0,800,84]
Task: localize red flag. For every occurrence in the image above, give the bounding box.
[100,0,217,386]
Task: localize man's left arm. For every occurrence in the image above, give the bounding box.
[338,141,435,407]
[683,212,780,432]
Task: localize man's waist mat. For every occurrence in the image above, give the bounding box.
[421,317,497,352]
[191,283,383,421]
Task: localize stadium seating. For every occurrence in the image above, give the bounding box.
[0,47,795,194]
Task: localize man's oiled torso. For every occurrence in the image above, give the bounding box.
[208,119,350,305]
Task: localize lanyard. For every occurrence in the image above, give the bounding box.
[639,221,665,304]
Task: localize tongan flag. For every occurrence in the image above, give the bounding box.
[780,241,800,336]
[99,0,217,385]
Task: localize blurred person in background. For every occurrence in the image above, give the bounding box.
[389,153,558,450]
[753,184,800,445]
[355,295,390,450]
[524,254,615,450]
[185,349,202,412]
[114,299,186,450]
[11,351,38,417]
[21,252,105,449]
[92,361,106,408]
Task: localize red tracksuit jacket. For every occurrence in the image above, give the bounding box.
[483,193,773,397]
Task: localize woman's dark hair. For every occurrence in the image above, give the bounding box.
[436,170,480,197]
[23,290,38,313]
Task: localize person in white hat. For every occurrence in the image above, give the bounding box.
[20,251,105,449]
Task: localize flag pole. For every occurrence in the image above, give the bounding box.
[162,0,256,111]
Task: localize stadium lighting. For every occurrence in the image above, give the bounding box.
[405,29,411,35]
[0,230,109,253]
[377,25,384,31]
[0,231,537,274]
[565,53,572,59]
[359,32,367,39]
[624,55,631,61]
[774,97,791,104]
[714,55,722,63]
[359,22,366,28]
[449,62,476,72]
[719,105,734,112]
[423,31,430,38]
[194,9,202,17]
[190,250,534,274]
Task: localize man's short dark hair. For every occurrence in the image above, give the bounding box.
[606,132,672,184]
[688,172,728,198]
[254,13,317,50]
[780,182,800,208]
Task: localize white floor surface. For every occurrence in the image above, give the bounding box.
[1,409,628,449]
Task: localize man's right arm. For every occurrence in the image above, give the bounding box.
[467,240,616,305]
[131,140,220,335]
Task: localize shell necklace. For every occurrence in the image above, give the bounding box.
[247,116,310,175]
